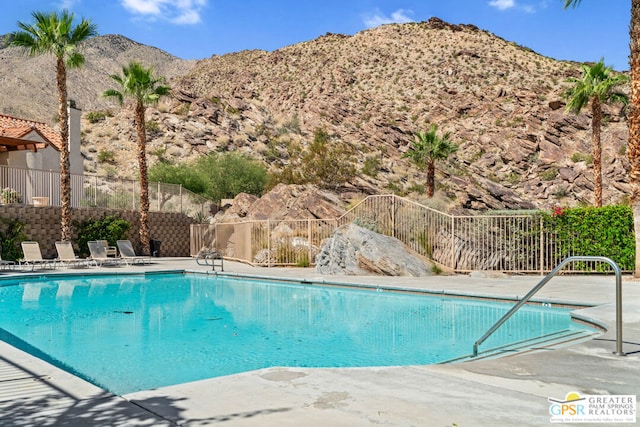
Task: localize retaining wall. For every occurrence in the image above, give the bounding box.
[0,205,196,259]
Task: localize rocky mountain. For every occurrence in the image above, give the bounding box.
[0,19,631,213]
[0,34,195,120]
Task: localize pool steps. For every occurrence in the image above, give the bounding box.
[443,328,601,363]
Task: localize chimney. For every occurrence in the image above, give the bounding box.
[67,100,82,175]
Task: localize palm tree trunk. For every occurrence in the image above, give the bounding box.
[591,97,603,207]
[135,101,151,256]
[630,0,640,276]
[56,57,72,241]
[426,162,435,198]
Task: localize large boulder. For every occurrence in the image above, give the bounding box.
[315,223,434,276]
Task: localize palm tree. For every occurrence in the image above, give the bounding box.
[11,10,97,241]
[564,1,640,274]
[403,124,458,197]
[565,59,629,207]
[103,62,170,255]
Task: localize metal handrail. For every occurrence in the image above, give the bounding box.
[472,256,625,357]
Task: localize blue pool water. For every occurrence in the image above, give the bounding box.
[0,273,596,395]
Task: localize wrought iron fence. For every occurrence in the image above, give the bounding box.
[191,194,632,273]
[0,165,212,218]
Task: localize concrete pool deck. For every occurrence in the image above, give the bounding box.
[0,258,638,426]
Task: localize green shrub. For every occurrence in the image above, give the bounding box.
[267,129,355,190]
[97,149,116,164]
[542,205,634,271]
[73,215,131,257]
[362,155,382,177]
[300,128,356,190]
[539,166,558,181]
[85,110,110,123]
[407,183,427,195]
[145,120,161,134]
[0,188,22,204]
[194,152,268,203]
[278,116,302,135]
[174,103,190,116]
[571,152,593,164]
[0,219,26,261]
[149,161,208,194]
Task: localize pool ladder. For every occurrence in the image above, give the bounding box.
[472,256,625,358]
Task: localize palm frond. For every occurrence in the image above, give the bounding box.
[563,0,583,9]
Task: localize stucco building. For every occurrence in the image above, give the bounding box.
[0,101,83,204]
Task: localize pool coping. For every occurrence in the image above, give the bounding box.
[1,258,638,426]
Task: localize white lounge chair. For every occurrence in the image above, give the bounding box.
[20,241,56,271]
[55,241,89,268]
[88,241,121,266]
[116,240,150,265]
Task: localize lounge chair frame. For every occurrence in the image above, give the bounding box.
[196,250,224,271]
[88,241,121,267]
[97,240,118,257]
[116,240,151,265]
[55,241,90,268]
[20,241,56,271]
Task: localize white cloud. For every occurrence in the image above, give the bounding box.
[120,0,207,24]
[57,0,80,9]
[489,0,541,13]
[489,0,516,10]
[363,9,414,28]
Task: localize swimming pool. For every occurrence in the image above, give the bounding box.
[0,272,598,395]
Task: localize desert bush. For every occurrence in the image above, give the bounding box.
[85,110,110,123]
[539,166,558,181]
[149,161,208,194]
[362,155,382,177]
[145,120,161,135]
[194,152,268,203]
[571,152,593,164]
[97,149,116,164]
[269,128,356,190]
[300,128,356,189]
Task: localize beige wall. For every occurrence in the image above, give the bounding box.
[0,205,195,259]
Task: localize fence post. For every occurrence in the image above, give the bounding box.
[308,219,312,266]
[391,196,396,238]
[49,169,53,205]
[180,184,183,214]
[267,219,271,268]
[539,215,544,276]
[451,216,456,271]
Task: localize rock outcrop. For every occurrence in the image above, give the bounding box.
[315,223,434,276]
[214,184,346,222]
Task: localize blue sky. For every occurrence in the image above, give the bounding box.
[1,1,631,70]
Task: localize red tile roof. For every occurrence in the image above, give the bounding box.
[0,114,62,151]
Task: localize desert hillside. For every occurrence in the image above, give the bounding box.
[0,18,630,212]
